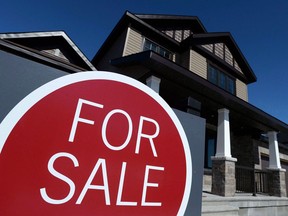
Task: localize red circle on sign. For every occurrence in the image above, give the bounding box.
[0,72,192,216]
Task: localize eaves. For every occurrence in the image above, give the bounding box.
[111,51,288,135]
[0,39,88,73]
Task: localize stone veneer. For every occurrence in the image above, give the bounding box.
[268,169,287,197]
[211,157,237,196]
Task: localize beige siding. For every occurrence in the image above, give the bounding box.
[172,53,176,62]
[41,49,69,62]
[215,43,224,59]
[190,50,207,79]
[236,79,248,101]
[174,30,182,42]
[164,30,173,38]
[234,61,243,74]
[162,29,192,42]
[202,44,213,52]
[202,44,243,74]
[224,46,233,66]
[123,27,142,56]
[183,30,191,40]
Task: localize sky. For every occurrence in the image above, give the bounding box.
[1,0,288,123]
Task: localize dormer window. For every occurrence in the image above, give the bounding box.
[208,64,236,95]
[143,38,172,60]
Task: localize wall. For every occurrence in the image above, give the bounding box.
[0,50,69,122]
[188,49,248,101]
[123,27,249,102]
[236,79,248,101]
[123,27,142,56]
[202,43,243,74]
[109,26,249,102]
[189,49,207,79]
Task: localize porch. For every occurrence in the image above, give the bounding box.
[202,167,288,215]
[202,191,288,216]
[204,165,286,197]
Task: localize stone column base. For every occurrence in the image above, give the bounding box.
[268,168,287,197]
[211,156,237,197]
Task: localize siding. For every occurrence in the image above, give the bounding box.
[215,43,224,59]
[234,61,242,73]
[236,79,248,101]
[202,43,243,74]
[174,30,182,42]
[189,49,248,101]
[224,47,233,66]
[202,44,213,52]
[123,27,142,56]
[162,29,192,42]
[189,50,207,79]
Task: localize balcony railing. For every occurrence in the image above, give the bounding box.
[235,165,269,195]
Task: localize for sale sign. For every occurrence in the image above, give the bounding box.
[0,72,192,216]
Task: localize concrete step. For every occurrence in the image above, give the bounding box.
[201,192,288,216]
[202,203,239,216]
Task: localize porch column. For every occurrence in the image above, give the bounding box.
[146,76,161,94]
[267,131,286,197]
[215,108,232,158]
[267,131,281,169]
[212,108,237,196]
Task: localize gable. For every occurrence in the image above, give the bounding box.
[135,14,206,43]
[202,43,243,74]
[40,48,69,62]
[0,32,95,71]
[162,29,192,43]
[93,11,255,84]
[135,14,207,33]
[186,33,257,84]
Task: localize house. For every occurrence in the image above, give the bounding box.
[0,31,96,122]
[92,11,288,198]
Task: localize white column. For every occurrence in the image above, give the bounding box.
[146,76,161,94]
[267,131,282,170]
[215,108,232,158]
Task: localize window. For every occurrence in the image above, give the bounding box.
[143,38,172,60]
[208,64,236,95]
[206,138,216,168]
[205,130,216,169]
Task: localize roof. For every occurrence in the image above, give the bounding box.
[92,11,183,63]
[92,11,255,83]
[0,31,96,71]
[134,13,207,33]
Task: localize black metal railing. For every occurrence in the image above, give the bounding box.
[235,165,269,195]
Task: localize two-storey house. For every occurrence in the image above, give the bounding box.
[92,11,288,197]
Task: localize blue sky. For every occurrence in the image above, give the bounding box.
[1,0,288,123]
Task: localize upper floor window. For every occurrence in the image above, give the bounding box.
[143,38,172,60]
[208,64,236,95]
